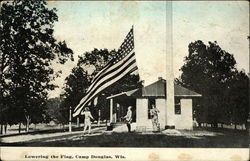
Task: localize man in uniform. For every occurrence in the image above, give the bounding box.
[150,104,160,132]
[123,106,133,132]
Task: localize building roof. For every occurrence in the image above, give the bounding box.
[141,78,201,97]
[106,89,138,99]
[106,78,201,99]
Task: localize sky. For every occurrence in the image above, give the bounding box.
[47,1,249,98]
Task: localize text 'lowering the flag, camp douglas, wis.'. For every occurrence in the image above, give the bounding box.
[24,154,126,160]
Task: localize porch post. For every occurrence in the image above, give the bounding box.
[69,106,72,132]
[77,117,80,127]
[110,98,113,123]
[97,109,101,126]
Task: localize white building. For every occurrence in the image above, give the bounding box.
[107,78,201,131]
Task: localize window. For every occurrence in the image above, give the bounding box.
[175,98,181,115]
[148,98,155,119]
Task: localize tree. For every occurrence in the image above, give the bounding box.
[45,97,64,124]
[176,40,248,127]
[61,48,142,122]
[62,67,89,108]
[227,70,249,128]
[59,66,90,125]
[0,0,73,133]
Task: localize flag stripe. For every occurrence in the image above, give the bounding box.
[73,60,137,117]
[76,52,135,108]
[90,48,134,88]
[73,61,137,116]
[91,29,133,84]
[74,53,136,113]
[87,50,135,93]
[86,54,136,99]
[91,61,113,83]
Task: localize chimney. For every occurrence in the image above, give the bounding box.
[158,77,163,80]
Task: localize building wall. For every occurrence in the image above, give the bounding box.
[174,99,193,130]
[136,98,152,131]
[136,98,193,131]
[136,98,166,131]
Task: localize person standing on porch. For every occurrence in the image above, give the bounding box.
[123,106,133,132]
[81,107,94,134]
[150,104,160,131]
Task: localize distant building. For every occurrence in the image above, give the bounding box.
[107,77,201,131]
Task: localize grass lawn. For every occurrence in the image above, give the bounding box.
[1,127,248,148]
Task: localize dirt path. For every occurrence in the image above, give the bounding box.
[0,126,106,143]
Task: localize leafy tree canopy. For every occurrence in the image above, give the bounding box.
[0,0,73,127]
[177,40,249,126]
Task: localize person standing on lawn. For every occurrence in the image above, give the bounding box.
[123,106,133,132]
[150,104,160,131]
[81,107,94,134]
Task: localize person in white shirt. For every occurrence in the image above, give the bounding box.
[123,106,133,132]
[81,107,94,134]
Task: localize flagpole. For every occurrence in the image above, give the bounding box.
[132,25,140,79]
[165,1,175,129]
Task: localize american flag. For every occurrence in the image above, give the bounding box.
[73,27,138,117]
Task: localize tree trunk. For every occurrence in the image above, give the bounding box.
[19,122,21,133]
[26,121,29,132]
[221,124,223,128]
[246,120,249,131]
[25,115,30,133]
[234,123,237,130]
[4,124,7,134]
[0,124,3,134]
